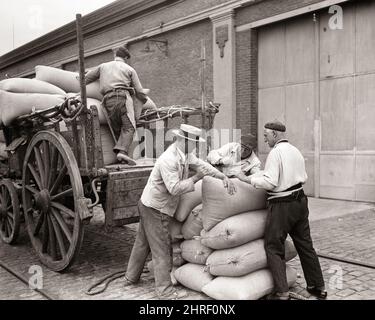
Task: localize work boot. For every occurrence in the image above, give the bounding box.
[117,152,137,166]
[123,276,137,287]
[306,286,327,300]
[158,289,188,300]
[266,292,290,300]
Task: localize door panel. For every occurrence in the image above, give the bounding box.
[258,24,285,88]
[258,87,285,154]
[285,16,315,84]
[356,1,375,73]
[285,83,315,152]
[320,155,355,200]
[355,74,375,151]
[319,8,355,78]
[320,77,354,151]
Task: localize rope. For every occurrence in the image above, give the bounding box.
[85,270,126,296]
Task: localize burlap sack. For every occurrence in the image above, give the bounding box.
[0,78,66,95]
[169,218,184,243]
[202,176,267,231]
[0,90,65,126]
[172,242,186,267]
[200,210,268,250]
[181,208,203,240]
[180,239,212,265]
[206,239,297,277]
[202,265,297,300]
[175,180,202,222]
[35,65,102,100]
[174,263,214,292]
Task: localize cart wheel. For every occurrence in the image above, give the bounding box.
[22,131,84,272]
[0,179,20,244]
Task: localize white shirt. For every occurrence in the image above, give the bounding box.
[141,143,223,216]
[207,142,261,176]
[251,140,307,195]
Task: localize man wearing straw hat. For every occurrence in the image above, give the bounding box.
[124,124,236,300]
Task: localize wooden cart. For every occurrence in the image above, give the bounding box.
[0,97,218,272]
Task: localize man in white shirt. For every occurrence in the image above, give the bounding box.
[207,134,261,177]
[236,120,326,300]
[124,124,236,300]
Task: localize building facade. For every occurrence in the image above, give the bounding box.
[1,0,374,202]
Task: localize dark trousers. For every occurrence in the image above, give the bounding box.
[125,200,173,295]
[102,92,135,154]
[265,191,325,293]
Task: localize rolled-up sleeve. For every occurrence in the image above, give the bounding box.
[251,149,280,190]
[159,160,195,196]
[84,66,101,85]
[131,69,147,103]
[190,156,224,179]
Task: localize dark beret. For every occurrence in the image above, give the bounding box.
[264,120,286,132]
[115,46,131,59]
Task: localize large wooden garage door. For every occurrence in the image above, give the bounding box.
[258,1,375,202]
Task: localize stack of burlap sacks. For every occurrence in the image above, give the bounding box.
[0,65,147,164]
[168,176,298,300]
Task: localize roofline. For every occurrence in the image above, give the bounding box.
[0,0,178,70]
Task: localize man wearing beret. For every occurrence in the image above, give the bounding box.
[236,120,326,300]
[85,45,156,165]
[207,133,261,177]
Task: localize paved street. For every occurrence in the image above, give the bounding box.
[0,198,374,300]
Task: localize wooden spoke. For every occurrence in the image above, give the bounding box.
[7,212,14,220]
[47,214,57,261]
[51,201,75,218]
[7,205,13,212]
[28,163,43,191]
[48,145,59,190]
[42,141,50,188]
[4,220,10,237]
[34,146,45,188]
[51,208,72,243]
[41,213,49,253]
[33,211,45,237]
[50,214,67,257]
[25,185,39,195]
[50,188,73,201]
[50,164,67,195]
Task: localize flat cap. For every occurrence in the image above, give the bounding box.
[264,120,286,132]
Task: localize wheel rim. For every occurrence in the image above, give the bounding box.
[22,131,84,271]
[0,179,20,244]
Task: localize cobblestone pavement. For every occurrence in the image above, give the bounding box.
[1,202,375,300]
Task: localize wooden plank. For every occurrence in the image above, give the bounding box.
[112,189,144,208]
[320,155,354,187]
[285,83,315,152]
[258,87,285,154]
[319,5,355,78]
[113,177,149,192]
[113,205,140,220]
[285,16,315,84]
[355,155,375,185]
[258,23,285,88]
[107,167,153,179]
[355,74,375,151]
[356,1,375,73]
[320,77,354,151]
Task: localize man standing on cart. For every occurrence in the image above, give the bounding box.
[124,124,236,299]
[84,45,156,165]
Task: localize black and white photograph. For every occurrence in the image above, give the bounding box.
[0,0,375,307]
